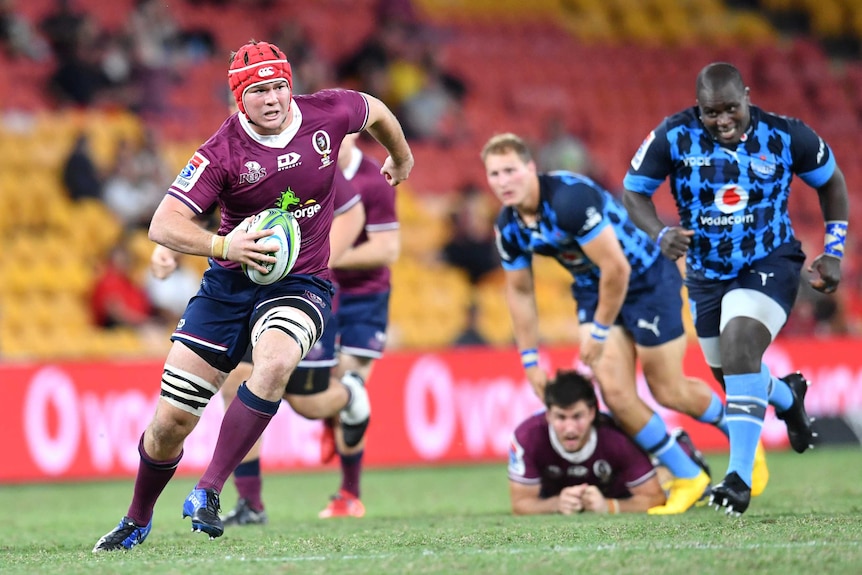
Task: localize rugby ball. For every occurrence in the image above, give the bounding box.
[242,208,301,285]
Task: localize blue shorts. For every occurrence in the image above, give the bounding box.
[685,241,805,339]
[171,261,334,372]
[575,256,685,347]
[335,291,390,358]
[298,290,390,367]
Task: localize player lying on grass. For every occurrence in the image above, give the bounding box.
[508,369,708,515]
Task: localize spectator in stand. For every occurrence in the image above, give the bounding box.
[102,130,172,230]
[90,237,156,330]
[39,0,86,58]
[0,0,50,60]
[441,185,499,285]
[126,0,181,117]
[62,133,103,201]
[536,113,592,176]
[398,52,467,145]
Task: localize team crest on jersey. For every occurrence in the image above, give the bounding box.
[593,459,612,483]
[173,152,210,191]
[714,184,749,214]
[239,160,267,184]
[312,130,334,169]
[750,155,776,177]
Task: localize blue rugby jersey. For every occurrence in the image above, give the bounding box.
[494,172,660,291]
[624,105,836,280]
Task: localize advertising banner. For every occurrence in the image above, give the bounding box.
[2,339,861,483]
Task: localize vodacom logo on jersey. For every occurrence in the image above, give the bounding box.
[715,183,748,214]
[701,183,755,226]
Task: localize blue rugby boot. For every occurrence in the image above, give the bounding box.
[92,516,152,552]
[182,488,224,538]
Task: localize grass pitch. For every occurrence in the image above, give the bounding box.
[1,447,860,575]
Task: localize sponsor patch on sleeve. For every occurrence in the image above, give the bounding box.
[630,130,656,171]
[172,152,210,191]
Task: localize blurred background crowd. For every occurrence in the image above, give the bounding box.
[1,0,860,360]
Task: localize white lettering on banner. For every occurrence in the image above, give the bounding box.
[20,362,324,476]
[24,367,80,475]
[260,406,323,466]
[456,379,537,456]
[404,355,544,459]
[405,356,456,459]
[81,391,155,472]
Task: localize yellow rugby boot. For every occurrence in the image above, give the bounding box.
[648,470,711,515]
[751,440,769,497]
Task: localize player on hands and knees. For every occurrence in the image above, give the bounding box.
[623,62,848,515]
[509,369,668,515]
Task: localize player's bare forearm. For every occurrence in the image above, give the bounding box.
[816,167,850,222]
[361,93,414,177]
[509,483,560,515]
[623,190,664,237]
[149,199,215,258]
[334,231,400,270]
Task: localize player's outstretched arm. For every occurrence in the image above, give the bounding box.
[360,92,414,186]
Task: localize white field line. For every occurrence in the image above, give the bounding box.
[204,539,860,564]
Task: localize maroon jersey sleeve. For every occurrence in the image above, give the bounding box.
[507,413,547,485]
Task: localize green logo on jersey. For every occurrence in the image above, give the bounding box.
[277,188,300,210]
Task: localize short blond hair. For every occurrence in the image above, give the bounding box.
[480,133,533,164]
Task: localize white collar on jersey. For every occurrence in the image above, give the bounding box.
[341,146,363,181]
[238,99,302,148]
[548,425,598,463]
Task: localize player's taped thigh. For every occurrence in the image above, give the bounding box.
[160,364,219,417]
[250,300,322,360]
[719,288,787,340]
[699,288,788,369]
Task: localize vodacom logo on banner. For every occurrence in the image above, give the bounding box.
[3,339,862,483]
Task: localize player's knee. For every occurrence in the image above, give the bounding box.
[148,405,197,448]
[648,383,685,410]
[599,383,636,413]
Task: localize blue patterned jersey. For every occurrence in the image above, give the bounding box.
[495,172,660,291]
[623,105,836,280]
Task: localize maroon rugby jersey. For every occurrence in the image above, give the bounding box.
[167,89,369,281]
[508,412,656,499]
[334,147,399,295]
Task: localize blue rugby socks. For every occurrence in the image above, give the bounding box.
[724,371,769,487]
[634,413,702,479]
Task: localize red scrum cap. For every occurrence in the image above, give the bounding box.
[228,40,293,117]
